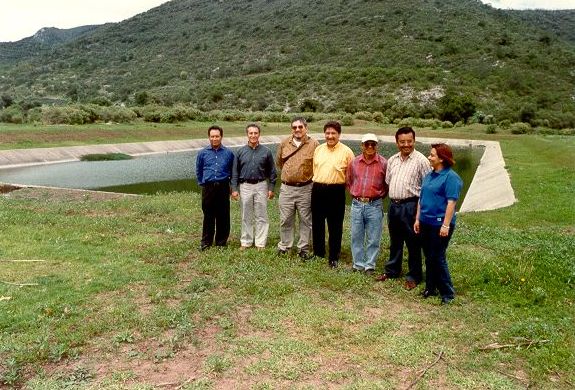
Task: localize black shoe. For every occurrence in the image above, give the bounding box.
[421,289,438,298]
[277,249,288,256]
[441,297,454,305]
[329,260,338,268]
[200,244,210,251]
[364,269,375,276]
[298,251,312,261]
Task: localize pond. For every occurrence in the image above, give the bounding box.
[0,141,483,206]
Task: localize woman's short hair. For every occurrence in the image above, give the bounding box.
[432,143,455,167]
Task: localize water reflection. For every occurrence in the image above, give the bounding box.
[0,141,482,200]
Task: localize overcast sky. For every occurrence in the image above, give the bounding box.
[0,0,573,43]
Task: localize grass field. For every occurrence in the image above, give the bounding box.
[0,122,574,389]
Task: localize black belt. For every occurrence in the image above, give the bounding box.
[390,196,419,204]
[313,182,345,188]
[240,178,265,184]
[282,180,312,187]
[204,179,229,186]
[354,196,382,203]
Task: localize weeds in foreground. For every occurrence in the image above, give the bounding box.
[0,135,574,388]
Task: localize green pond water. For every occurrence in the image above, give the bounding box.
[0,141,483,206]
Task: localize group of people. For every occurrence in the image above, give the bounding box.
[195,119,462,304]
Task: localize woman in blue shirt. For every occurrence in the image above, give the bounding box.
[414,143,463,304]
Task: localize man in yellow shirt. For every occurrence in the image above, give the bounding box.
[312,121,355,268]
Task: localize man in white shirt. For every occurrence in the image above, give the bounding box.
[376,127,431,289]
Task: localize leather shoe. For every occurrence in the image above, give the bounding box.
[277,249,288,256]
[441,297,454,305]
[365,269,375,276]
[404,280,417,290]
[421,289,437,298]
[329,260,338,268]
[375,273,391,282]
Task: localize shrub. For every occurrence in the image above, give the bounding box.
[372,111,390,124]
[486,124,498,134]
[354,111,373,121]
[98,106,137,123]
[42,106,91,125]
[340,114,354,126]
[499,119,512,129]
[441,121,454,128]
[437,93,477,123]
[80,153,133,161]
[510,122,532,135]
[0,106,24,124]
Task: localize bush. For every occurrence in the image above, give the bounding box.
[340,114,354,126]
[510,122,532,135]
[42,106,92,125]
[99,106,137,123]
[486,124,498,134]
[437,93,476,123]
[354,111,373,121]
[0,106,24,124]
[441,121,454,128]
[372,111,390,124]
[499,119,512,129]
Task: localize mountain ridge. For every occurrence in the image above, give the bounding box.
[1,0,574,128]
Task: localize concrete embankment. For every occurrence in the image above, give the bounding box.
[0,134,515,213]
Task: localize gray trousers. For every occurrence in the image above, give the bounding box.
[239,181,270,247]
[277,182,313,253]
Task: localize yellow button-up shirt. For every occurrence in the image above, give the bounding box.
[312,142,355,184]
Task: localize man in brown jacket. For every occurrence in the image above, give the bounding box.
[276,117,319,259]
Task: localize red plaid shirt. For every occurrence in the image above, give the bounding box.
[346,153,388,199]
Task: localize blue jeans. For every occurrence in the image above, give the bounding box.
[420,222,455,300]
[350,198,384,271]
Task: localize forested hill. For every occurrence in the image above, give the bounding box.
[1,0,574,128]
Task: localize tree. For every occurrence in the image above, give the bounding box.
[1,95,14,109]
[437,93,476,124]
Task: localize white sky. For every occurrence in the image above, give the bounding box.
[0,0,170,42]
[0,0,573,43]
[482,0,575,10]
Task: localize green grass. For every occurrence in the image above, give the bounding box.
[79,153,133,162]
[0,129,573,388]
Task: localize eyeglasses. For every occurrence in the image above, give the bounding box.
[364,142,377,148]
[291,125,304,130]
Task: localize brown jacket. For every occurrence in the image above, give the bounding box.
[276,135,319,183]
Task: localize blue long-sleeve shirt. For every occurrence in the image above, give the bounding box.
[231,144,277,192]
[195,145,235,186]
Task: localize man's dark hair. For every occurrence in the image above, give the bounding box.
[208,125,223,137]
[395,126,415,142]
[246,123,261,133]
[291,116,307,127]
[324,120,342,134]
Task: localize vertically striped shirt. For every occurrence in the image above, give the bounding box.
[386,150,431,199]
[346,154,388,199]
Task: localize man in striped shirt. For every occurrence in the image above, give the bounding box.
[376,127,432,289]
[346,133,388,275]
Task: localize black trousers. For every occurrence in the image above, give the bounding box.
[201,181,231,248]
[311,183,346,261]
[384,200,422,283]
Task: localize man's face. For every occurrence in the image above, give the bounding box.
[209,129,222,149]
[362,141,378,159]
[324,127,340,148]
[247,126,260,147]
[291,120,307,140]
[396,132,415,157]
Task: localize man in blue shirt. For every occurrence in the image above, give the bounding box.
[196,125,235,251]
